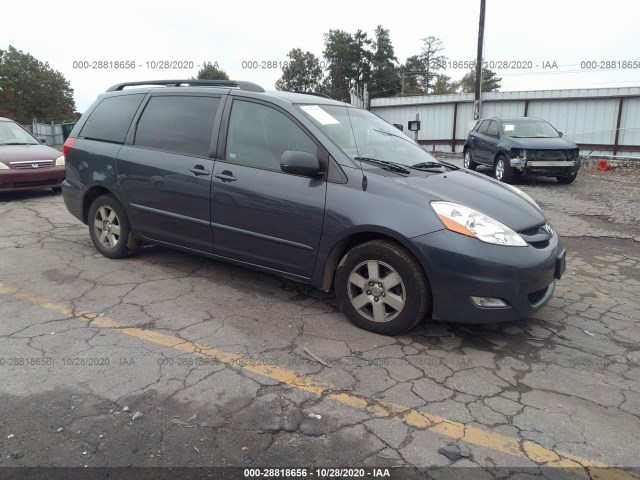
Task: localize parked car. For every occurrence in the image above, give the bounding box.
[0,117,66,192]
[62,80,566,335]
[463,117,581,184]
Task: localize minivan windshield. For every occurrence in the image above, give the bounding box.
[502,119,560,138]
[0,120,40,145]
[296,104,443,171]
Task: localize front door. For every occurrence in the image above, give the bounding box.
[210,99,327,278]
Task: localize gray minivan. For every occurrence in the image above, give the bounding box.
[62,80,566,335]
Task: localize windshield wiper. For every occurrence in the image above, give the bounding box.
[355,157,411,174]
[411,161,444,169]
[0,142,32,145]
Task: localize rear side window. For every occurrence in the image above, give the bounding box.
[134,96,220,157]
[80,94,145,143]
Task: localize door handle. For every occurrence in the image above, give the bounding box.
[190,165,210,176]
[214,171,237,182]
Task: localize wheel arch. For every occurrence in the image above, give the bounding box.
[318,229,432,297]
[82,186,116,223]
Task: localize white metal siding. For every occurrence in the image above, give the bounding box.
[620,97,640,147]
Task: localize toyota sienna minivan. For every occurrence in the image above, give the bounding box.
[61,79,566,335]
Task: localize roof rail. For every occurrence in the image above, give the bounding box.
[106,79,265,93]
[293,91,333,99]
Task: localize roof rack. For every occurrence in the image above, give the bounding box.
[106,79,265,93]
[293,91,333,99]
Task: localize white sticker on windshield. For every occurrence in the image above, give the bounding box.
[300,105,340,125]
[504,124,515,132]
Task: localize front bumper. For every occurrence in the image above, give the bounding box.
[0,165,66,192]
[410,229,564,324]
[510,157,581,177]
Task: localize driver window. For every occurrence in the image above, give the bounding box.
[226,101,318,171]
[486,121,499,137]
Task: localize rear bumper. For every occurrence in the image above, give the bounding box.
[410,229,564,324]
[61,178,85,223]
[0,166,66,191]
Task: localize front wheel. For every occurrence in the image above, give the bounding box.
[335,240,430,335]
[557,172,578,184]
[88,194,140,259]
[494,155,513,183]
[463,150,478,170]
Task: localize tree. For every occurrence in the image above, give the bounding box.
[323,29,372,102]
[416,36,447,94]
[0,46,75,124]
[457,67,501,93]
[369,25,401,98]
[275,49,327,93]
[194,62,229,80]
[432,74,458,95]
[398,56,425,96]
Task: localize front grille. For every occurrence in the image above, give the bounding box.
[9,160,54,169]
[528,286,549,305]
[538,150,566,161]
[14,180,59,187]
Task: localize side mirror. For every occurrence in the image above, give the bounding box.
[37,137,47,144]
[558,131,564,137]
[280,151,321,177]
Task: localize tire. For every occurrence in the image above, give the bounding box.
[557,172,578,184]
[463,149,478,171]
[494,155,513,183]
[335,240,430,335]
[88,194,140,259]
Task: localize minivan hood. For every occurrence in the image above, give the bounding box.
[0,144,62,164]
[505,136,577,150]
[392,170,546,232]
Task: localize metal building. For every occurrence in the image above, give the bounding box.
[370,87,640,158]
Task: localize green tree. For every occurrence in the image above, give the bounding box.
[0,46,75,124]
[194,62,229,80]
[275,49,327,93]
[457,67,502,93]
[369,25,401,98]
[398,55,425,96]
[323,29,372,102]
[432,74,458,95]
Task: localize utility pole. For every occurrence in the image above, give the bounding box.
[474,0,486,121]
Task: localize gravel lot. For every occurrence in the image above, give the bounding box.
[0,163,639,479]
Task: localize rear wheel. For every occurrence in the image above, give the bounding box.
[463,150,478,170]
[88,194,140,259]
[557,172,578,184]
[494,155,513,183]
[335,240,429,335]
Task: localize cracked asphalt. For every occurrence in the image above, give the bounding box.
[0,163,639,478]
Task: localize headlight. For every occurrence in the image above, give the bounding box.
[0,162,8,170]
[55,155,65,166]
[431,201,527,247]
[505,184,540,210]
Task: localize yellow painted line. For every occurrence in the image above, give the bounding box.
[0,282,636,479]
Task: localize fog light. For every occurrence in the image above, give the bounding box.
[470,296,510,308]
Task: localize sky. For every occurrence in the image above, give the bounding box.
[3,0,639,112]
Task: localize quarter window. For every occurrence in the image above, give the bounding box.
[135,96,220,157]
[80,94,145,143]
[225,101,317,171]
